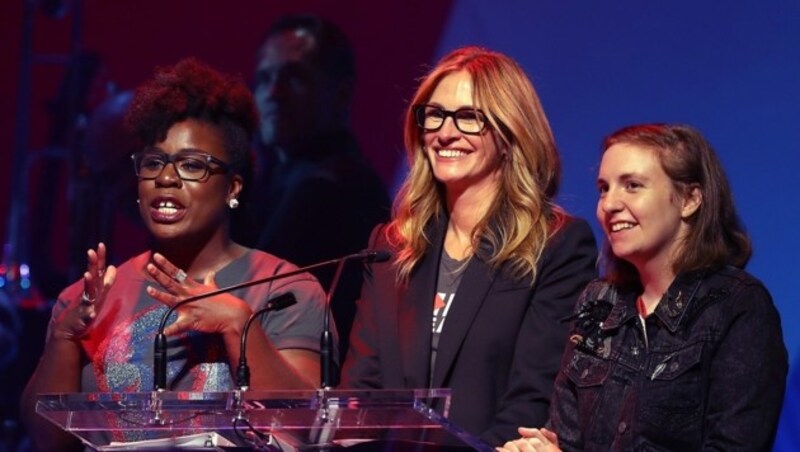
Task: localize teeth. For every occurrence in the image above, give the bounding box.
[437,149,467,158]
[156,200,179,215]
[611,222,635,232]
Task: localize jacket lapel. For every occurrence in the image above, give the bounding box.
[430,244,498,388]
[397,218,445,388]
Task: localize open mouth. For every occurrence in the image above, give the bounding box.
[435,148,471,158]
[610,221,636,233]
[150,197,186,223]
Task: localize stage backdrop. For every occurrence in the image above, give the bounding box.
[0,1,797,449]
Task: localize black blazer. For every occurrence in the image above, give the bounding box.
[341,214,598,445]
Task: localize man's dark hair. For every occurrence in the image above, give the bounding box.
[264,14,356,85]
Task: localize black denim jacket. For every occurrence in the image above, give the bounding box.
[548,267,787,451]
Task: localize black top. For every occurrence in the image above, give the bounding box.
[341,215,598,445]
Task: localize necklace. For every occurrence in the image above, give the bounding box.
[442,249,469,276]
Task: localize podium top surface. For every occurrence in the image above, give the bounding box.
[35,388,492,450]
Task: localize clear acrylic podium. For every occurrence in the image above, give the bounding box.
[36,389,493,451]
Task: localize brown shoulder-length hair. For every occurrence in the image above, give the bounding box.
[387,46,565,284]
[600,124,751,288]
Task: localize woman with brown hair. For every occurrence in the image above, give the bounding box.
[501,124,787,451]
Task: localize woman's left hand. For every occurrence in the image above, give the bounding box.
[497,427,561,452]
[145,253,252,337]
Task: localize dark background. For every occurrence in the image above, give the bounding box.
[1,1,797,449]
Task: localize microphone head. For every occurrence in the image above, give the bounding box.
[359,249,392,263]
[265,292,297,311]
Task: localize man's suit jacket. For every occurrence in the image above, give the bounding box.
[341,214,598,445]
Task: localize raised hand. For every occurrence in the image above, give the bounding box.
[51,243,117,341]
[497,427,561,452]
[145,253,252,337]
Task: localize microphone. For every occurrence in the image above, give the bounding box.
[152,249,391,391]
[353,249,392,264]
[320,249,391,389]
[235,292,297,390]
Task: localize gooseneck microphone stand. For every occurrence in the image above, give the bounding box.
[319,250,391,389]
[235,292,297,389]
[319,258,346,389]
[153,250,390,391]
[153,257,345,391]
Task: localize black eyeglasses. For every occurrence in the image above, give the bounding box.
[131,150,229,181]
[412,104,488,135]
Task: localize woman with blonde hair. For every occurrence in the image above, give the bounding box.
[341,46,597,446]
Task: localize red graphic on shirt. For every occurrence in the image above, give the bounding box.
[434,293,446,310]
[433,292,455,333]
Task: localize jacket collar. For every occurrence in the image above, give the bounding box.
[430,248,498,388]
[650,269,706,332]
[601,269,707,334]
[396,214,445,388]
[397,213,501,389]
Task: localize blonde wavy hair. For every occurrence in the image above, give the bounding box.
[387,46,565,284]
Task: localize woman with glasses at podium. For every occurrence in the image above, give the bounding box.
[340,46,598,446]
[21,58,331,451]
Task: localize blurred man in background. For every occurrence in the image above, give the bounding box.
[239,14,390,366]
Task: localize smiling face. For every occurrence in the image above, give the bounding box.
[422,70,503,196]
[596,143,700,273]
[137,119,242,244]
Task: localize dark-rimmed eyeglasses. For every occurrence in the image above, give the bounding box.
[412,104,488,135]
[131,150,229,181]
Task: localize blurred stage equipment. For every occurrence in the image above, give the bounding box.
[2,0,95,449]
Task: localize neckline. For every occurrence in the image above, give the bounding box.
[140,247,251,281]
[636,296,651,318]
[442,249,468,264]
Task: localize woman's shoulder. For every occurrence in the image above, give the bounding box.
[243,247,283,267]
[539,212,599,266]
[551,212,595,242]
[664,266,778,332]
[573,278,625,311]
[581,278,617,298]
[361,222,401,259]
[235,248,311,279]
[229,248,325,302]
[707,265,765,287]
[698,266,774,308]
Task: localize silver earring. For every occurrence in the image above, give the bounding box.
[228,198,239,209]
[137,199,140,205]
